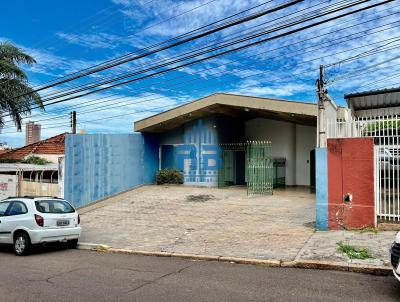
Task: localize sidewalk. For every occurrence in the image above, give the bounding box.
[80,229,397,273]
[296,230,395,266]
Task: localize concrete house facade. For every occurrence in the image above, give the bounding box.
[135,93,317,188]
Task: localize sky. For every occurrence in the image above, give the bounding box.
[0,0,399,147]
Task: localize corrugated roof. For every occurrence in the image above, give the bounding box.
[345,87,400,111]
[0,133,66,161]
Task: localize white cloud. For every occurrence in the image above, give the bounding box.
[56,32,123,49]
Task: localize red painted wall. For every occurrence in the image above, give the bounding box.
[327,138,375,229]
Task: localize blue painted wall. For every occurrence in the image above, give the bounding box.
[315,148,328,230]
[64,134,158,208]
[159,116,246,186]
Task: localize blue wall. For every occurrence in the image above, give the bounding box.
[159,116,246,186]
[64,133,158,208]
[315,148,328,230]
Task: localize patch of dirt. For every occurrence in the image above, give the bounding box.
[186,194,216,202]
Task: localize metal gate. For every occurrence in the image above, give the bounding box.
[328,115,400,222]
[218,141,273,196]
[375,143,400,222]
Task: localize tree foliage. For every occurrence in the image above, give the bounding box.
[0,42,43,130]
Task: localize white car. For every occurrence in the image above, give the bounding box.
[0,197,81,256]
[391,232,400,281]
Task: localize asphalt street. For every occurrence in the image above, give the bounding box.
[0,246,399,302]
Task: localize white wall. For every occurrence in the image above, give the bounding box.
[245,119,296,185]
[0,174,18,199]
[245,118,316,186]
[295,125,316,186]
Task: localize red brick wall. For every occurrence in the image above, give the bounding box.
[327,138,375,229]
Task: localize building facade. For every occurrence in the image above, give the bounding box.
[25,121,41,145]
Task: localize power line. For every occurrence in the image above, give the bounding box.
[14,0,287,97]
[35,0,337,100]
[3,2,396,130]
[7,17,400,130]
[1,0,395,133]
[28,0,393,109]
[25,3,398,119]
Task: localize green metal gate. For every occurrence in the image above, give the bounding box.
[246,141,273,196]
[218,141,273,196]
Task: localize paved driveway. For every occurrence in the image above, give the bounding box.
[80,185,315,260]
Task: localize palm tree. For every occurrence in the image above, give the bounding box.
[0,42,43,130]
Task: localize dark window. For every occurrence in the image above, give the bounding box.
[0,201,11,217]
[7,201,28,216]
[35,200,75,214]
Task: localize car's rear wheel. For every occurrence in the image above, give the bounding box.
[13,232,31,256]
[67,239,78,249]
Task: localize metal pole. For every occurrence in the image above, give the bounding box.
[71,111,77,134]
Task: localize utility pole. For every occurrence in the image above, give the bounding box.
[70,111,77,134]
[316,65,327,148]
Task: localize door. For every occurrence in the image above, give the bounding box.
[0,201,12,243]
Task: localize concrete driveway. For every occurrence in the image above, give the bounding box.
[80,185,315,260]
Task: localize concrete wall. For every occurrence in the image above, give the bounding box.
[327,138,375,229]
[64,134,158,208]
[246,118,299,186]
[295,125,316,186]
[0,174,18,200]
[246,120,316,186]
[315,148,328,230]
[159,116,316,187]
[159,117,220,186]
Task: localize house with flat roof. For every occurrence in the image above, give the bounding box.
[135,93,317,190]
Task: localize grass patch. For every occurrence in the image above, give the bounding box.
[360,227,379,234]
[337,241,373,260]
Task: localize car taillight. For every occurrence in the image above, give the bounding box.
[78,214,80,224]
[35,214,44,227]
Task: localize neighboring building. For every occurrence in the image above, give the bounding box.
[0,163,61,199]
[0,133,67,199]
[316,87,400,230]
[25,121,41,145]
[0,133,66,164]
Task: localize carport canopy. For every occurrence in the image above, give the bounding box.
[134,93,317,133]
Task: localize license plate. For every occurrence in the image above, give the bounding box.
[57,220,70,226]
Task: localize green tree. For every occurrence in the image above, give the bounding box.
[0,42,43,130]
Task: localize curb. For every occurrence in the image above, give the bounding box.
[77,243,393,276]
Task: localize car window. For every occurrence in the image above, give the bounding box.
[0,201,11,217]
[7,201,28,216]
[35,200,75,214]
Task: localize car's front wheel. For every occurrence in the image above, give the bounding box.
[13,232,31,256]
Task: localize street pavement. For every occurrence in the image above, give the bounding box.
[0,247,399,302]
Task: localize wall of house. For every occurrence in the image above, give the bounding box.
[159,116,221,186]
[159,116,316,187]
[246,119,316,186]
[64,133,158,208]
[295,125,316,186]
[0,174,18,199]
